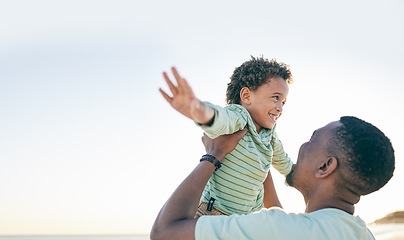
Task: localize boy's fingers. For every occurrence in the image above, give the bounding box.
[159,88,172,103]
[163,72,177,95]
[171,67,180,80]
[171,67,185,93]
[181,77,195,98]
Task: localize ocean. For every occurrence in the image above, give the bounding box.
[0,235,149,240]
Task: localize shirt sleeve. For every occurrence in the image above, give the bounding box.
[270,130,293,176]
[196,102,248,139]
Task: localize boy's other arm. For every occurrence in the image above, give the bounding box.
[159,67,215,124]
[150,128,248,240]
[271,131,293,175]
[263,169,282,208]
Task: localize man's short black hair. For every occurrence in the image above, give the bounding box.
[330,116,395,195]
[226,56,292,104]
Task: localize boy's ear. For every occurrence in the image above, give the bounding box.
[315,157,338,178]
[240,87,252,105]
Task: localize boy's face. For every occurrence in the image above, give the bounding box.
[242,77,289,133]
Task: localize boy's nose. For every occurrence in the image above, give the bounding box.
[276,103,283,112]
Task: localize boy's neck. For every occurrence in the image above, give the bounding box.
[239,102,263,133]
[254,123,261,133]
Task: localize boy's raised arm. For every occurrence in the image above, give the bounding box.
[159,67,215,125]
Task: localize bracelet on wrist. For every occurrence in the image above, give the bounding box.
[200,154,221,170]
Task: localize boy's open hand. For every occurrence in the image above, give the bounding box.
[159,67,214,124]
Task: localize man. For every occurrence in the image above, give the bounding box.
[150,116,395,240]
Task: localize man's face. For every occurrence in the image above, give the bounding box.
[286,121,342,195]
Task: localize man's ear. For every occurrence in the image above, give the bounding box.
[240,87,252,105]
[315,157,338,178]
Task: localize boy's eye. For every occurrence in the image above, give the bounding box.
[273,96,279,101]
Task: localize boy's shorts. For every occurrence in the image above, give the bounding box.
[194,201,229,218]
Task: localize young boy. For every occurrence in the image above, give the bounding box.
[159,56,293,216]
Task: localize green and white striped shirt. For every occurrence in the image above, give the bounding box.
[199,103,292,215]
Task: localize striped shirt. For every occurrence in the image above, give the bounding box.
[198,103,292,215]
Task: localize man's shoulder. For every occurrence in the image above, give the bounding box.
[250,208,373,239]
[196,208,373,240]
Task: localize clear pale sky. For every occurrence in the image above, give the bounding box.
[0,0,403,235]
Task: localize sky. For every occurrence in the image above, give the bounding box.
[0,0,403,236]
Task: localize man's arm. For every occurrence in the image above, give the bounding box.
[150,128,247,240]
[159,67,215,124]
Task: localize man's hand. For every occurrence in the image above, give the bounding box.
[202,128,248,161]
[159,67,214,124]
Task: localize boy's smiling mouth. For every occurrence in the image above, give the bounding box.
[269,113,279,121]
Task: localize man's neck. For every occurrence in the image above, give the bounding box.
[305,198,355,215]
[304,187,358,215]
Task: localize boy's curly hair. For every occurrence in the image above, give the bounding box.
[226,56,293,104]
